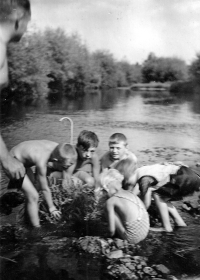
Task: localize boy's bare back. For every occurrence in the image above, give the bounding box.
[10,140,58,168]
[107,190,141,222]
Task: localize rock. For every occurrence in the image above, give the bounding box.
[125,263,136,270]
[143,266,158,276]
[136,264,143,270]
[121,272,138,280]
[120,258,132,263]
[140,261,147,266]
[184,200,199,209]
[136,270,144,278]
[154,264,170,275]
[166,276,178,280]
[106,249,123,259]
[114,238,126,249]
[143,276,151,280]
[107,238,114,245]
[153,278,166,280]
[131,256,147,263]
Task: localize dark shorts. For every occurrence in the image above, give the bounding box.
[139,166,200,202]
[156,166,200,201]
[7,176,25,190]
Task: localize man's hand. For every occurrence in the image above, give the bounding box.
[2,154,25,179]
[0,135,25,179]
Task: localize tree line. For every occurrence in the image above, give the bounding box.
[1,27,200,103]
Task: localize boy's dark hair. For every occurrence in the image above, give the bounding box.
[109,133,128,146]
[77,130,99,149]
[0,0,31,22]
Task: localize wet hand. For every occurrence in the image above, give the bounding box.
[49,206,61,220]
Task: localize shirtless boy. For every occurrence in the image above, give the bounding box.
[9,140,77,227]
[100,169,149,244]
[100,133,137,171]
[50,130,100,188]
[127,162,200,232]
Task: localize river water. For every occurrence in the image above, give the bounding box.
[1,88,200,279]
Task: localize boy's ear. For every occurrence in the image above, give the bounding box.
[126,144,129,150]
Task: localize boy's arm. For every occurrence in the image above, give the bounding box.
[106,199,116,236]
[62,163,76,181]
[128,151,138,165]
[139,176,154,209]
[92,153,101,188]
[37,165,61,219]
[143,188,153,209]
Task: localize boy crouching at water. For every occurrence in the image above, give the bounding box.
[8,140,77,227]
[126,162,200,232]
[100,133,137,171]
[100,169,149,244]
[49,130,100,189]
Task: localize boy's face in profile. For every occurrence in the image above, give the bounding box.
[56,156,76,170]
[78,146,96,160]
[109,142,127,160]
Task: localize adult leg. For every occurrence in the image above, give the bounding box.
[153,193,173,232]
[21,174,40,227]
[167,202,186,227]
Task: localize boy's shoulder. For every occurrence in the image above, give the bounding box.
[100,151,110,161]
[91,151,99,162]
[106,196,116,207]
[124,150,137,163]
[11,140,57,164]
[100,151,113,168]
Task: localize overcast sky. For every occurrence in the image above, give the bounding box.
[30,0,200,65]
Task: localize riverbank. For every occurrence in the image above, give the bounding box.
[0,178,200,280]
[130,82,171,91]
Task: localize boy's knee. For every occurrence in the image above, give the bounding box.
[49,171,62,179]
[27,190,39,203]
[85,177,95,187]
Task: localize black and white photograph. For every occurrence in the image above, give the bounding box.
[0,1,200,279]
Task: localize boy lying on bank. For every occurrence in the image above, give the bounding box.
[8,140,77,227]
[116,160,200,232]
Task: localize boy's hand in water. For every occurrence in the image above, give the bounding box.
[49,206,61,220]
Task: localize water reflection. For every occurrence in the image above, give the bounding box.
[144,225,200,276]
[0,238,105,280]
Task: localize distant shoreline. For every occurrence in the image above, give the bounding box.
[130,82,171,91]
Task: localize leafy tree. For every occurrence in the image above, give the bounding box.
[93,51,118,88]
[6,30,51,102]
[142,53,188,83]
[189,53,200,82]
